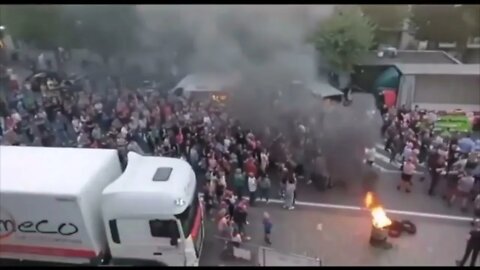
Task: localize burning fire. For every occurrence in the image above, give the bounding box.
[364,192,373,209]
[370,206,392,228]
[365,192,392,229]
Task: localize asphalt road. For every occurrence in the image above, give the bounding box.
[200,203,473,266]
[259,143,474,218]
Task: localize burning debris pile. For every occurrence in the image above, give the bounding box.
[365,192,393,249]
[364,192,417,249]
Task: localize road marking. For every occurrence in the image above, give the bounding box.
[372,151,424,175]
[375,143,385,151]
[200,194,471,222]
[372,163,423,175]
[266,198,472,222]
[373,151,398,166]
[375,143,425,168]
[363,158,423,175]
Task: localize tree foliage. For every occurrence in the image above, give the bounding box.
[65,5,142,62]
[1,5,76,50]
[309,6,376,72]
[411,5,474,47]
[360,5,410,30]
[460,5,480,38]
[2,4,141,63]
[360,5,410,46]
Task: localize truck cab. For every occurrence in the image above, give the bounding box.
[0,147,204,267]
[102,152,203,266]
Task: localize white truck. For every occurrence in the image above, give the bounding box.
[0,146,205,266]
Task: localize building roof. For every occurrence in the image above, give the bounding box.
[395,64,480,76]
[359,50,461,66]
[308,80,344,98]
[102,152,196,218]
[172,73,240,93]
[0,146,119,196]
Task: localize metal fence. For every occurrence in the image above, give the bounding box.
[212,235,322,267]
[258,246,322,266]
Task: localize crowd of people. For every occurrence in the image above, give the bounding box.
[0,66,322,252]
[3,62,480,264]
[381,105,480,215]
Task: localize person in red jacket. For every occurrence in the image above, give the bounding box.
[244,155,258,177]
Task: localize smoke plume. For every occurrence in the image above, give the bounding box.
[137,5,382,186]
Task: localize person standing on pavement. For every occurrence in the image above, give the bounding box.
[401,143,413,171]
[279,163,288,198]
[428,148,446,196]
[384,123,397,151]
[365,147,376,167]
[389,134,402,164]
[233,168,245,200]
[260,149,269,175]
[456,220,480,266]
[247,172,258,206]
[258,172,271,203]
[244,154,258,177]
[398,158,415,193]
[203,181,213,217]
[449,172,475,212]
[262,212,273,245]
[216,170,227,203]
[233,202,249,240]
[283,173,296,210]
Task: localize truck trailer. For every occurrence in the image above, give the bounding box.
[0,146,204,266]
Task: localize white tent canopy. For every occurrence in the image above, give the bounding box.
[307,80,343,98]
[171,73,241,93]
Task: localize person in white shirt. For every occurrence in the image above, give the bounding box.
[365,147,376,166]
[247,173,257,206]
[215,171,227,202]
[398,158,415,193]
[449,174,475,211]
[260,150,269,173]
[224,137,232,149]
[452,158,468,174]
[203,115,211,126]
[283,175,296,210]
[72,118,82,134]
[11,111,21,124]
[401,145,413,169]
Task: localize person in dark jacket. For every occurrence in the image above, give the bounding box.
[233,202,248,240]
[428,149,445,196]
[456,220,480,266]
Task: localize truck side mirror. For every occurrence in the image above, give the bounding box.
[169,220,179,246]
[170,237,178,246]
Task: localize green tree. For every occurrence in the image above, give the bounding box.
[1,5,76,50]
[460,5,480,39]
[68,5,142,65]
[309,6,376,73]
[411,5,470,49]
[360,5,410,46]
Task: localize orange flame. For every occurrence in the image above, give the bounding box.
[371,206,392,228]
[365,192,374,209]
[364,192,392,229]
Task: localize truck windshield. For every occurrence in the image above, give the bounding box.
[149,196,199,238]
